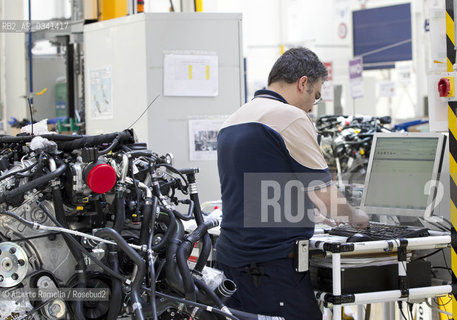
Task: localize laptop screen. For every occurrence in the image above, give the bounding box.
[361,133,445,217]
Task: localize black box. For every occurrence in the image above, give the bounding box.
[310,260,431,294]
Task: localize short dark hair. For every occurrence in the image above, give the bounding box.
[267,47,328,86]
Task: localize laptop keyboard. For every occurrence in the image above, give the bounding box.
[328,222,430,241]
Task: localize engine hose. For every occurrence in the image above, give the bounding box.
[176,242,197,301]
[164,218,186,296]
[171,199,194,221]
[106,250,123,320]
[194,278,225,309]
[139,197,154,245]
[187,185,211,274]
[150,209,176,251]
[129,150,158,160]
[195,234,211,274]
[55,130,134,152]
[187,278,232,320]
[147,249,158,320]
[0,134,81,144]
[176,219,219,301]
[0,158,39,182]
[343,137,372,146]
[0,163,66,203]
[214,279,237,304]
[98,134,121,155]
[113,187,126,232]
[95,228,146,320]
[185,218,219,245]
[17,154,45,178]
[51,186,86,320]
[146,198,159,320]
[0,209,37,229]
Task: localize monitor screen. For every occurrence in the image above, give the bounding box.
[353,3,412,70]
[361,133,445,217]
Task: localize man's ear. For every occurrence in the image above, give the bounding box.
[297,76,308,93]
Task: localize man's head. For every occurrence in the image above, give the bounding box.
[267,47,328,112]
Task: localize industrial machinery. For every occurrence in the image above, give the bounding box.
[317,115,392,184]
[0,130,275,320]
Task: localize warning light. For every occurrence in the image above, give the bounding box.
[438,77,455,97]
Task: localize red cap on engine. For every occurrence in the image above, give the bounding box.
[86,164,117,194]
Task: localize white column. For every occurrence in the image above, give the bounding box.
[0,0,27,134]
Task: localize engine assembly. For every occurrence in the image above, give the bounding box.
[0,130,275,320]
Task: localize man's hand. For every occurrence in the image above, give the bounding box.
[349,208,369,229]
[314,210,337,227]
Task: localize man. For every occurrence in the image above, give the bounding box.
[215,47,369,320]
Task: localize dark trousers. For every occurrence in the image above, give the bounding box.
[215,258,322,320]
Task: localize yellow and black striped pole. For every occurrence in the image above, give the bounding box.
[446,0,457,317]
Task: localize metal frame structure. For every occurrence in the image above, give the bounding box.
[310,233,451,320]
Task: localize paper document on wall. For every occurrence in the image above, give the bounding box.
[349,57,364,99]
[89,66,113,119]
[164,54,218,97]
[189,119,225,161]
[379,81,396,97]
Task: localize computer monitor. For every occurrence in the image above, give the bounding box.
[360,132,446,217]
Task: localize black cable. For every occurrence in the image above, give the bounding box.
[412,249,443,261]
[434,296,452,320]
[106,250,123,320]
[26,97,34,136]
[23,298,53,319]
[441,218,453,228]
[0,162,66,203]
[51,184,86,320]
[156,163,189,193]
[35,202,128,283]
[423,219,448,232]
[154,258,166,283]
[99,133,121,155]
[146,196,158,320]
[0,159,39,182]
[364,304,371,320]
[144,289,241,320]
[441,249,453,277]
[95,228,146,320]
[7,232,61,242]
[16,154,45,178]
[147,249,158,320]
[398,301,407,320]
[169,0,175,11]
[407,302,414,320]
[128,94,160,129]
[433,294,453,306]
[0,209,37,228]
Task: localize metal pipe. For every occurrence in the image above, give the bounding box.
[332,253,342,320]
[126,177,152,198]
[120,154,129,183]
[310,236,451,255]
